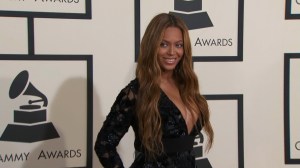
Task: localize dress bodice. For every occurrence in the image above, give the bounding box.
[94,79,201,168]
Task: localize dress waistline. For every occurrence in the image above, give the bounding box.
[162,135,195,153]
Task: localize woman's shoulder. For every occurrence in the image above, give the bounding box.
[126,78,139,92]
[118,78,139,98]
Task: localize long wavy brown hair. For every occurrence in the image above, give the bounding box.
[136,13,213,160]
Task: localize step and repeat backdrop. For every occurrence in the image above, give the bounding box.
[0,0,300,168]
[0,0,93,168]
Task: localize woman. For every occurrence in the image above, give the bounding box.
[94,13,214,168]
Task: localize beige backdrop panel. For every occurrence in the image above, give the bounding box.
[0,0,300,168]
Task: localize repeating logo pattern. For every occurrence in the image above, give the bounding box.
[134,1,245,167]
[0,70,59,143]
[0,0,93,167]
[0,0,91,18]
[170,0,213,30]
[0,55,93,168]
[135,0,244,62]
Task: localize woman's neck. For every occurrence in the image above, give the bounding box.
[160,70,174,83]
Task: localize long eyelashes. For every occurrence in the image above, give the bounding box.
[160,41,183,48]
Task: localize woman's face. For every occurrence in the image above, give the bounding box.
[157,27,184,73]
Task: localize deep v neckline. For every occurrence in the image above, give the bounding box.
[160,90,195,135]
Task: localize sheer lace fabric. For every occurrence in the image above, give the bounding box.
[95,79,200,168]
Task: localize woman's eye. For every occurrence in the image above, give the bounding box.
[160,42,168,48]
[176,43,183,48]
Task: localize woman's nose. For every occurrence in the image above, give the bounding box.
[168,46,175,55]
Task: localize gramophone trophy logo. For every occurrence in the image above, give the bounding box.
[193,132,212,168]
[135,0,244,61]
[170,0,213,30]
[0,70,59,143]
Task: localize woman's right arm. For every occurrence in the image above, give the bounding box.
[94,84,136,168]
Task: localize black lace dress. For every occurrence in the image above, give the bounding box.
[94,79,201,168]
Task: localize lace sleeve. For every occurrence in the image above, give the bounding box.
[94,82,137,168]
